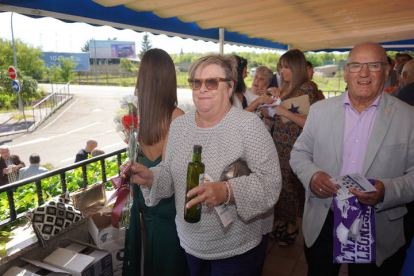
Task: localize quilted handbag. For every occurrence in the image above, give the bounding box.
[26,193,84,246]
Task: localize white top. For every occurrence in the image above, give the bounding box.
[141,107,281,260]
[244,88,259,106]
[232,93,244,109]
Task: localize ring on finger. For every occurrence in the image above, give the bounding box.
[319,188,323,192]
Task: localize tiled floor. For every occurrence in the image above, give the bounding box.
[262,219,348,276]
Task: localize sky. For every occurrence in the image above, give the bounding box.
[0,12,281,55]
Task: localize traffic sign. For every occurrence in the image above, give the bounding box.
[8,66,17,80]
[11,80,21,93]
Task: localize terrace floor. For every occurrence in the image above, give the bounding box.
[262,218,348,276]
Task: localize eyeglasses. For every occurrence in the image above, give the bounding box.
[188,77,228,90]
[346,62,386,73]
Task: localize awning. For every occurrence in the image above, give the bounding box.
[1,0,413,52]
[0,0,288,51]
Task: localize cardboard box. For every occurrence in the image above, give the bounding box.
[88,214,126,276]
[98,237,125,276]
[43,240,113,276]
[87,214,125,246]
[3,258,71,276]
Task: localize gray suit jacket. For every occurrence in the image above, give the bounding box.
[290,91,414,266]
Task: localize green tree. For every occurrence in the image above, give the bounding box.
[0,38,45,80]
[81,39,91,52]
[139,33,153,58]
[0,71,40,108]
[120,58,137,74]
[47,56,78,83]
[304,53,324,67]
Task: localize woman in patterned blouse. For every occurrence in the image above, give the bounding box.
[126,54,282,275]
[263,49,317,247]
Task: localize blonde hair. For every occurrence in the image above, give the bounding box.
[189,55,237,102]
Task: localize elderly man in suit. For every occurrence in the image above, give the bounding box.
[0,145,25,186]
[290,42,414,275]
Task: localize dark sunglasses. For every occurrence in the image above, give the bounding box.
[188,77,229,90]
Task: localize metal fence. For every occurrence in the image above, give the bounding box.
[323,90,344,98]
[0,148,126,227]
[30,83,72,132]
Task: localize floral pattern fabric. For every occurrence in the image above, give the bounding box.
[272,83,316,224]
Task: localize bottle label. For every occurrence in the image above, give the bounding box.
[215,204,233,228]
[204,173,233,228]
[198,173,205,186]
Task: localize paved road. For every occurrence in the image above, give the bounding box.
[1,85,194,169]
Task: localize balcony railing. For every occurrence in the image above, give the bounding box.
[323,90,344,98]
[0,148,126,227]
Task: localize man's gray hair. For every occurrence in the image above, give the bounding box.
[0,145,10,151]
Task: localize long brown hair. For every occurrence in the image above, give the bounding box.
[136,49,177,146]
[279,49,309,96]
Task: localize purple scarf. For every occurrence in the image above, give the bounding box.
[333,179,376,263]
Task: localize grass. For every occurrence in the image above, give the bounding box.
[11,113,33,120]
[0,106,36,114]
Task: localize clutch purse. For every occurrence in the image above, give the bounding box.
[71,183,106,212]
[26,193,83,246]
[279,94,310,124]
[220,158,251,181]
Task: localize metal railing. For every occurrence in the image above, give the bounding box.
[323,90,344,98]
[30,83,72,131]
[0,148,126,226]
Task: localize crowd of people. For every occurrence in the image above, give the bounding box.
[121,42,414,276]
[0,138,105,185]
[1,42,413,276]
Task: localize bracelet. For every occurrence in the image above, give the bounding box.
[223,181,231,205]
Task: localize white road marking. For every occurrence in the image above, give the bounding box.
[60,156,75,163]
[101,142,125,150]
[11,122,101,147]
[41,99,79,130]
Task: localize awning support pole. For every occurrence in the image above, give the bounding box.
[219,28,224,54]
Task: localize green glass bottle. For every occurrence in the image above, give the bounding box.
[184,145,205,223]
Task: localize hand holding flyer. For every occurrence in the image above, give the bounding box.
[330,173,377,201]
[258,96,281,108]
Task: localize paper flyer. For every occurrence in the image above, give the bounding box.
[330,172,377,201]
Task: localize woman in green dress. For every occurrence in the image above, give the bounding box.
[122,48,188,276]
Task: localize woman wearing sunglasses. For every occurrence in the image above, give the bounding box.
[122,49,189,276]
[127,54,282,275]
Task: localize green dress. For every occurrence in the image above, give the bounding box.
[122,155,190,276]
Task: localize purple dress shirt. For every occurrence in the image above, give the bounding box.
[339,92,381,175]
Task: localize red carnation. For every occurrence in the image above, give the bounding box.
[122,114,138,130]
